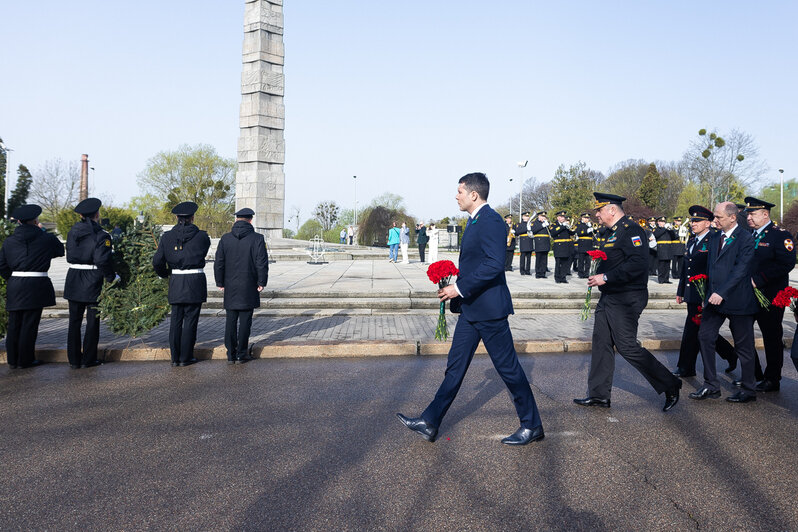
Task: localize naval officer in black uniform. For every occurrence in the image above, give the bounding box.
[574,213,595,278]
[744,196,796,392]
[515,212,534,275]
[673,205,737,377]
[153,201,211,366]
[64,198,119,369]
[550,210,575,283]
[531,211,551,278]
[574,193,682,411]
[0,205,64,369]
[214,208,269,364]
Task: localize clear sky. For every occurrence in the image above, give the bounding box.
[2,1,796,224]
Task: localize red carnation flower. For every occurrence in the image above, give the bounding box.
[586,250,608,261]
[688,274,708,283]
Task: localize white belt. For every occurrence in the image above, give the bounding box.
[171,268,204,275]
[11,272,48,277]
[68,263,98,270]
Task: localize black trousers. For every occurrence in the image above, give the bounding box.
[649,253,657,275]
[753,304,785,381]
[657,259,670,283]
[790,328,798,373]
[421,316,542,430]
[676,303,737,373]
[6,309,43,367]
[577,251,590,278]
[671,255,683,279]
[587,290,680,400]
[554,256,569,282]
[418,244,426,263]
[225,309,254,361]
[534,252,547,278]
[67,301,101,366]
[698,306,756,394]
[519,252,532,275]
[169,303,202,363]
[504,250,514,271]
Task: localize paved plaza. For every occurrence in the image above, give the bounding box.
[1,353,797,530]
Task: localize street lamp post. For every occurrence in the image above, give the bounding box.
[353,175,357,226]
[516,160,528,219]
[0,142,14,218]
[779,168,785,223]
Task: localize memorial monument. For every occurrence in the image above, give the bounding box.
[237,0,285,239]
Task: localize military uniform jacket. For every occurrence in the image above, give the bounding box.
[64,219,116,303]
[214,221,269,310]
[575,222,594,251]
[505,223,516,250]
[531,220,551,252]
[0,224,65,310]
[550,222,575,257]
[515,222,534,252]
[676,231,712,304]
[671,226,685,256]
[596,216,649,294]
[653,227,673,260]
[750,222,796,300]
[152,223,211,304]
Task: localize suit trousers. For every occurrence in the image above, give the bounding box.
[519,252,532,275]
[422,316,542,430]
[753,304,785,381]
[504,250,514,271]
[169,303,202,363]
[676,303,737,373]
[554,256,569,282]
[67,301,100,366]
[791,327,798,373]
[6,309,43,367]
[698,306,756,394]
[588,290,680,399]
[225,309,253,360]
[534,252,548,277]
[418,244,426,263]
[577,252,590,278]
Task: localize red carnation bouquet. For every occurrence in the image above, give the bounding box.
[580,250,608,320]
[688,274,708,301]
[772,286,798,317]
[691,305,703,326]
[427,260,460,340]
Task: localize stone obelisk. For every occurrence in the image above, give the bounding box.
[238,0,285,239]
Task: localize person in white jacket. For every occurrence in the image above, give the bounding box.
[428,223,440,263]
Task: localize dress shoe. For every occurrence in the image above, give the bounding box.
[18,360,44,369]
[663,385,681,412]
[501,426,544,445]
[80,360,103,369]
[726,392,756,403]
[755,379,780,392]
[573,397,611,408]
[171,362,179,367]
[672,368,696,378]
[688,387,721,400]
[69,364,81,370]
[731,379,742,387]
[227,360,236,365]
[178,358,198,367]
[8,364,18,369]
[725,359,738,373]
[396,413,437,442]
[235,356,252,364]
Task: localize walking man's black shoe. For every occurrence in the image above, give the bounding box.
[726,392,756,403]
[689,387,721,400]
[755,379,780,392]
[573,397,611,408]
[396,413,437,442]
[501,426,544,445]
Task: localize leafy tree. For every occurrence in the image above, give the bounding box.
[548,162,605,219]
[759,179,798,222]
[314,201,340,231]
[638,163,667,210]
[282,228,295,238]
[781,201,798,242]
[296,218,323,241]
[369,192,405,211]
[55,209,81,238]
[357,206,415,246]
[137,144,236,236]
[126,193,172,225]
[98,218,169,337]
[7,164,33,216]
[673,182,705,219]
[29,158,80,222]
[604,159,649,199]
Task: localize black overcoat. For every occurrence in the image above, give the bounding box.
[152,223,211,304]
[0,224,65,310]
[63,219,116,303]
[214,221,269,310]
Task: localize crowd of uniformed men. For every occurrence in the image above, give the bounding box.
[2,192,797,407]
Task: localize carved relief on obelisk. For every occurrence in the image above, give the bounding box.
[237,0,285,239]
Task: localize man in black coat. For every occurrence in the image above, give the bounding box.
[673,205,737,377]
[671,217,686,279]
[214,208,269,364]
[744,196,796,392]
[64,198,119,369]
[531,211,551,278]
[153,202,211,367]
[550,210,575,283]
[416,222,428,263]
[574,213,595,278]
[690,202,758,403]
[0,205,64,369]
[647,217,658,276]
[515,212,534,275]
[652,217,673,284]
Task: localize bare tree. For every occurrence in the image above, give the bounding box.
[29,158,80,220]
[314,201,340,231]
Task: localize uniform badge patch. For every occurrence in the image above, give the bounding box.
[105,239,111,247]
[631,236,642,247]
[786,239,794,251]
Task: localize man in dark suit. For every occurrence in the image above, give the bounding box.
[690,202,758,403]
[214,208,269,364]
[397,172,544,446]
[574,193,682,412]
[531,211,551,278]
[416,222,429,263]
[744,196,796,392]
[153,202,212,367]
[673,205,737,377]
[0,205,64,369]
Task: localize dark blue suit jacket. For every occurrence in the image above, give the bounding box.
[705,224,757,315]
[453,204,514,321]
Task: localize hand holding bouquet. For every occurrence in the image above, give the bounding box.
[427,260,460,340]
[580,250,607,320]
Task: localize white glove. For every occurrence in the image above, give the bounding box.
[665,223,673,230]
[587,227,593,234]
[542,221,549,227]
